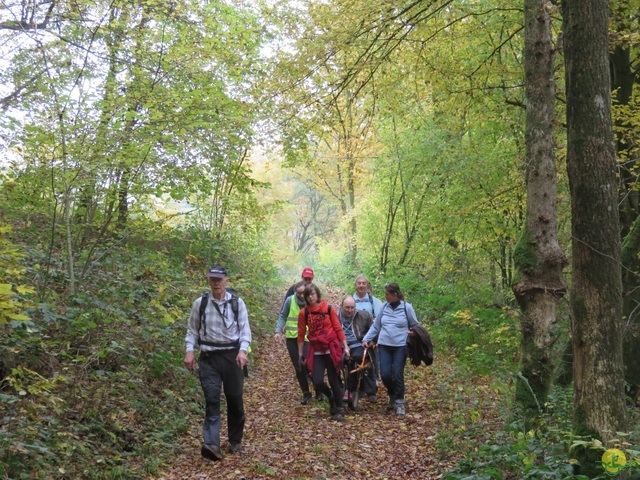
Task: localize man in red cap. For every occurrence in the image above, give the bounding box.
[282,267,315,303]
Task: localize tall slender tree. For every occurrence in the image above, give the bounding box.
[512,0,567,416]
[563,0,626,472]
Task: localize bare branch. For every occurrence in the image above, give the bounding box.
[0,0,56,31]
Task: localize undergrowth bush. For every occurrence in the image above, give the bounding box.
[0,222,278,479]
[442,384,640,480]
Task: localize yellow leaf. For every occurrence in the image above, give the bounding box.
[16,285,35,295]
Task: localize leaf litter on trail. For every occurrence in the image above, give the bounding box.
[154,314,507,479]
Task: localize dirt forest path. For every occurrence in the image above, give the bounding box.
[157,293,508,480]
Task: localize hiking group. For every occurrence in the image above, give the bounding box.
[184,265,431,462]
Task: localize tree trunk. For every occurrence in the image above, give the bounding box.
[512,0,567,418]
[116,167,130,231]
[610,5,640,403]
[344,91,358,265]
[563,0,626,473]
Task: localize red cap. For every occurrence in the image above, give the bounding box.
[301,267,314,279]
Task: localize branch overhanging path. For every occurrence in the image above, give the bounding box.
[158,298,506,479]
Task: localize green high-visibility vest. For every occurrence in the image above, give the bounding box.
[285,298,303,339]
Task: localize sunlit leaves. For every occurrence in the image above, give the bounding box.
[0,224,32,325]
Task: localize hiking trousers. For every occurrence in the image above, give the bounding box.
[286,338,311,395]
[199,348,245,447]
[311,353,343,408]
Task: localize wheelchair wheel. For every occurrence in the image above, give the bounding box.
[351,388,360,410]
[342,362,355,411]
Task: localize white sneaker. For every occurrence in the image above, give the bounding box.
[396,403,405,416]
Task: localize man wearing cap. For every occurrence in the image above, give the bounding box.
[184,266,251,461]
[282,267,315,304]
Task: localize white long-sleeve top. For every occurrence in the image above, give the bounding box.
[185,291,251,353]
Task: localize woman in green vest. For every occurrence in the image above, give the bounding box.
[275,282,313,404]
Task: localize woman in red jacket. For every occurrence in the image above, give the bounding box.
[298,283,350,421]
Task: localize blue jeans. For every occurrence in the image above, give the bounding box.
[377,345,408,400]
[199,349,245,447]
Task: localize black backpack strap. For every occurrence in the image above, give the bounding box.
[226,287,239,319]
[198,293,209,343]
[404,301,410,330]
[368,293,375,317]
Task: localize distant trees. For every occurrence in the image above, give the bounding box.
[611,0,640,408]
[272,1,527,281]
[290,183,337,253]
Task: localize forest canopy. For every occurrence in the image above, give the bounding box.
[1,0,639,478]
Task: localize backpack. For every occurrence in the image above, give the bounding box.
[197,287,248,377]
[369,293,376,317]
[197,287,240,346]
[355,293,377,317]
[303,305,333,325]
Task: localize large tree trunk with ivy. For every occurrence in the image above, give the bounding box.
[563,0,626,473]
[512,0,567,417]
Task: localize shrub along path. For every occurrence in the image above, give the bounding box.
[156,298,508,479]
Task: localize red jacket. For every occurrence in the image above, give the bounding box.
[298,300,345,372]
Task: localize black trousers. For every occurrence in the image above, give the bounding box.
[311,354,343,408]
[199,349,245,447]
[285,338,311,395]
[346,345,377,396]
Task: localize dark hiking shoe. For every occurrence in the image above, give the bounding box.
[396,403,405,416]
[316,392,326,402]
[301,392,313,405]
[386,396,396,413]
[201,444,223,461]
[331,407,345,422]
[228,442,244,454]
[328,394,338,415]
